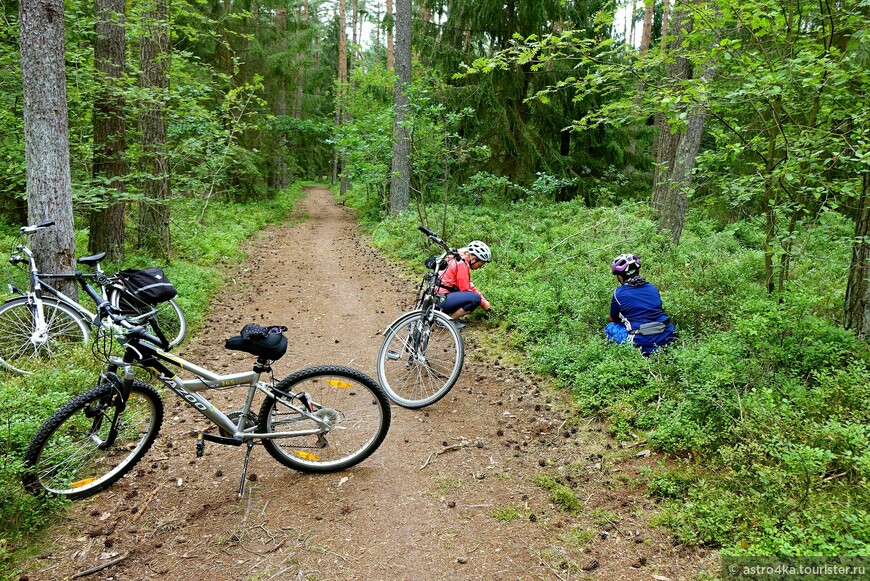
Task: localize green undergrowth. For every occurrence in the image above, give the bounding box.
[346,192,870,556]
[0,183,305,575]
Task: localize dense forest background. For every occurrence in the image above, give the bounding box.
[1,0,869,565]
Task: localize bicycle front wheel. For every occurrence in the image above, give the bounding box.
[259,366,391,473]
[0,297,91,375]
[110,289,187,348]
[23,380,163,500]
[377,309,464,409]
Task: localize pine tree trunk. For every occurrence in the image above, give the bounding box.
[272,8,288,190]
[640,0,654,54]
[89,0,127,261]
[334,0,348,193]
[386,0,394,71]
[389,0,411,213]
[294,0,309,118]
[138,0,171,260]
[845,172,870,340]
[661,0,671,48]
[19,0,76,297]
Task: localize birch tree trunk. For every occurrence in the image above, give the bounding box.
[89,0,127,260]
[389,0,411,213]
[19,0,76,297]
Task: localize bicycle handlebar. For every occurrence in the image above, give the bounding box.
[77,273,169,349]
[418,225,449,250]
[20,221,55,234]
[110,311,166,349]
[418,225,461,260]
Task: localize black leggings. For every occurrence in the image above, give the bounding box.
[437,291,481,316]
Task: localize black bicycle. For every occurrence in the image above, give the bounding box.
[376,226,465,409]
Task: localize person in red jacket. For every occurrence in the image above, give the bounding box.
[436,240,492,324]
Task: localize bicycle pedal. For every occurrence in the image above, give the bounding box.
[196,433,205,457]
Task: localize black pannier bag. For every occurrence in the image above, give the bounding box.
[117,267,178,305]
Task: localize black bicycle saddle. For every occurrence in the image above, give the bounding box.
[225,324,288,360]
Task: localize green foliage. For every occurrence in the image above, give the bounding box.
[361,193,869,555]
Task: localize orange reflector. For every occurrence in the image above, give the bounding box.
[326,380,352,388]
[71,478,96,488]
[293,451,321,461]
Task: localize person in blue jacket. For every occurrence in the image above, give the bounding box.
[604,253,676,355]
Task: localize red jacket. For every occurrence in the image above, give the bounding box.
[437,254,484,300]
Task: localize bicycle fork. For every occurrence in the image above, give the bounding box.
[92,370,133,451]
[24,294,50,347]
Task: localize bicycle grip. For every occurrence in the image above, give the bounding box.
[418,225,436,237]
[37,220,55,228]
[128,322,169,350]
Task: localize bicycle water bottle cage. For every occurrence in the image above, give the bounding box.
[225,324,288,360]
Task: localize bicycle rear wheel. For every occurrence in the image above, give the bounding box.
[110,288,186,348]
[259,366,391,473]
[0,297,90,375]
[377,308,464,409]
[23,381,163,500]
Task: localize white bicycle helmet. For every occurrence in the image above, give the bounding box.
[467,240,492,263]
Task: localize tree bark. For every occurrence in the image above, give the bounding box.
[138,0,171,260]
[386,0,394,71]
[89,0,127,261]
[271,8,288,190]
[661,0,671,49]
[333,0,348,192]
[651,2,711,245]
[640,0,654,54]
[844,172,870,340]
[389,0,411,213]
[19,0,76,297]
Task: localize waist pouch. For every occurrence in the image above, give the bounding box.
[633,321,668,336]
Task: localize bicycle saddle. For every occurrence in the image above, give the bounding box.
[225,324,288,360]
[77,252,106,266]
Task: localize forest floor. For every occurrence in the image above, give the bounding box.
[17,186,719,581]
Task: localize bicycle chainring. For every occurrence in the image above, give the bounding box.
[219,410,259,437]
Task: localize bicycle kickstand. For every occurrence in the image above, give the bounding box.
[237,440,255,499]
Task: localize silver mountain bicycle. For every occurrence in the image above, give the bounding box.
[0,221,186,374]
[376,226,465,409]
[22,273,391,499]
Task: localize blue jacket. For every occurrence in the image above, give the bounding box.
[610,281,676,353]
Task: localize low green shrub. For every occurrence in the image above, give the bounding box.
[353,192,869,555]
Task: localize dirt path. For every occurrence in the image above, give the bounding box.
[18,187,714,581]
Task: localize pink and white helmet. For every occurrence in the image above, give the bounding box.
[611,253,641,277]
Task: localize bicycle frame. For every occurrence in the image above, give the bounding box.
[8,231,158,335]
[106,338,324,443]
